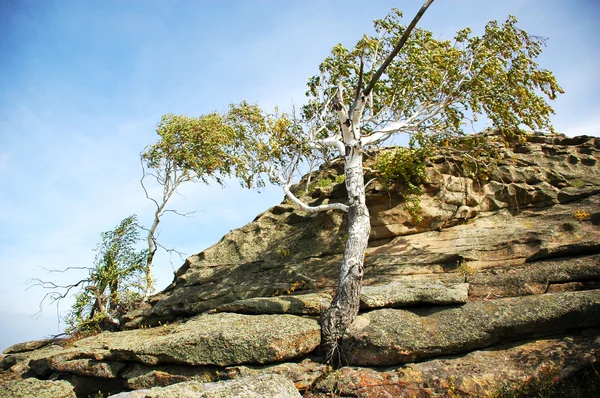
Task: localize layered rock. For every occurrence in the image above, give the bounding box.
[2,131,599,397]
[344,290,600,365]
[307,331,600,397]
[122,131,600,329]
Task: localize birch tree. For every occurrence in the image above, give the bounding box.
[299,0,562,358]
[157,0,563,360]
[30,215,149,333]
[139,113,240,299]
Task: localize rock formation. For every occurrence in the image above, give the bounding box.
[2,131,599,397]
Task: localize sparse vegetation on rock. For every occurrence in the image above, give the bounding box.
[5,1,600,396]
[4,130,599,398]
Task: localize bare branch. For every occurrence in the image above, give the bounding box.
[39,266,91,273]
[284,182,349,213]
[162,209,197,218]
[270,166,349,213]
[313,138,345,154]
[140,159,160,210]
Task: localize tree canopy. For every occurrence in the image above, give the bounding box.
[136,2,564,360]
[303,10,563,149]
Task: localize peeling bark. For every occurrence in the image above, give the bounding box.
[320,147,370,363]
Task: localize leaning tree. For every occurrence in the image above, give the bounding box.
[139,113,243,299]
[150,0,563,360]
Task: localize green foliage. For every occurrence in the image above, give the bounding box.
[334,174,346,184]
[374,146,427,221]
[65,215,148,334]
[316,178,333,188]
[144,102,307,190]
[304,9,562,141]
[573,209,590,222]
[273,280,307,296]
[433,131,507,181]
[375,147,427,189]
[307,174,346,194]
[569,179,585,188]
[142,112,236,185]
[458,259,475,282]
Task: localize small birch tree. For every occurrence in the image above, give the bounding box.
[30,215,148,333]
[139,113,241,299]
[154,0,563,360]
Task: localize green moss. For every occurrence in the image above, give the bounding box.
[570,179,585,188]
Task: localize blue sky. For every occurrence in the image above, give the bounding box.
[1,0,598,351]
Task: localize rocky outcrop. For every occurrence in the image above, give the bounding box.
[121,132,600,330]
[307,331,600,397]
[2,131,599,397]
[344,290,600,365]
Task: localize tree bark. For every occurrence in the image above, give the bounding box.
[320,147,370,364]
[144,210,161,299]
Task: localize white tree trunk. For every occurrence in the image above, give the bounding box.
[320,145,370,361]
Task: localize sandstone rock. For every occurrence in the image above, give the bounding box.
[0,354,22,371]
[307,330,600,397]
[468,254,600,300]
[124,132,600,329]
[32,313,320,375]
[0,378,76,398]
[2,338,55,354]
[215,293,331,315]
[5,132,600,397]
[111,374,301,397]
[360,282,469,309]
[122,363,219,390]
[0,343,63,375]
[30,354,126,378]
[224,358,327,393]
[343,290,600,365]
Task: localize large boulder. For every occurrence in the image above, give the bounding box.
[307,331,600,397]
[31,313,320,375]
[343,290,600,365]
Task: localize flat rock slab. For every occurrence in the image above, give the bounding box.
[215,293,331,315]
[307,331,600,397]
[343,289,600,366]
[33,313,320,374]
[2,338,55,354]
[0,378,76,398]
[360,282,469,309]
[111,374,301,398]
